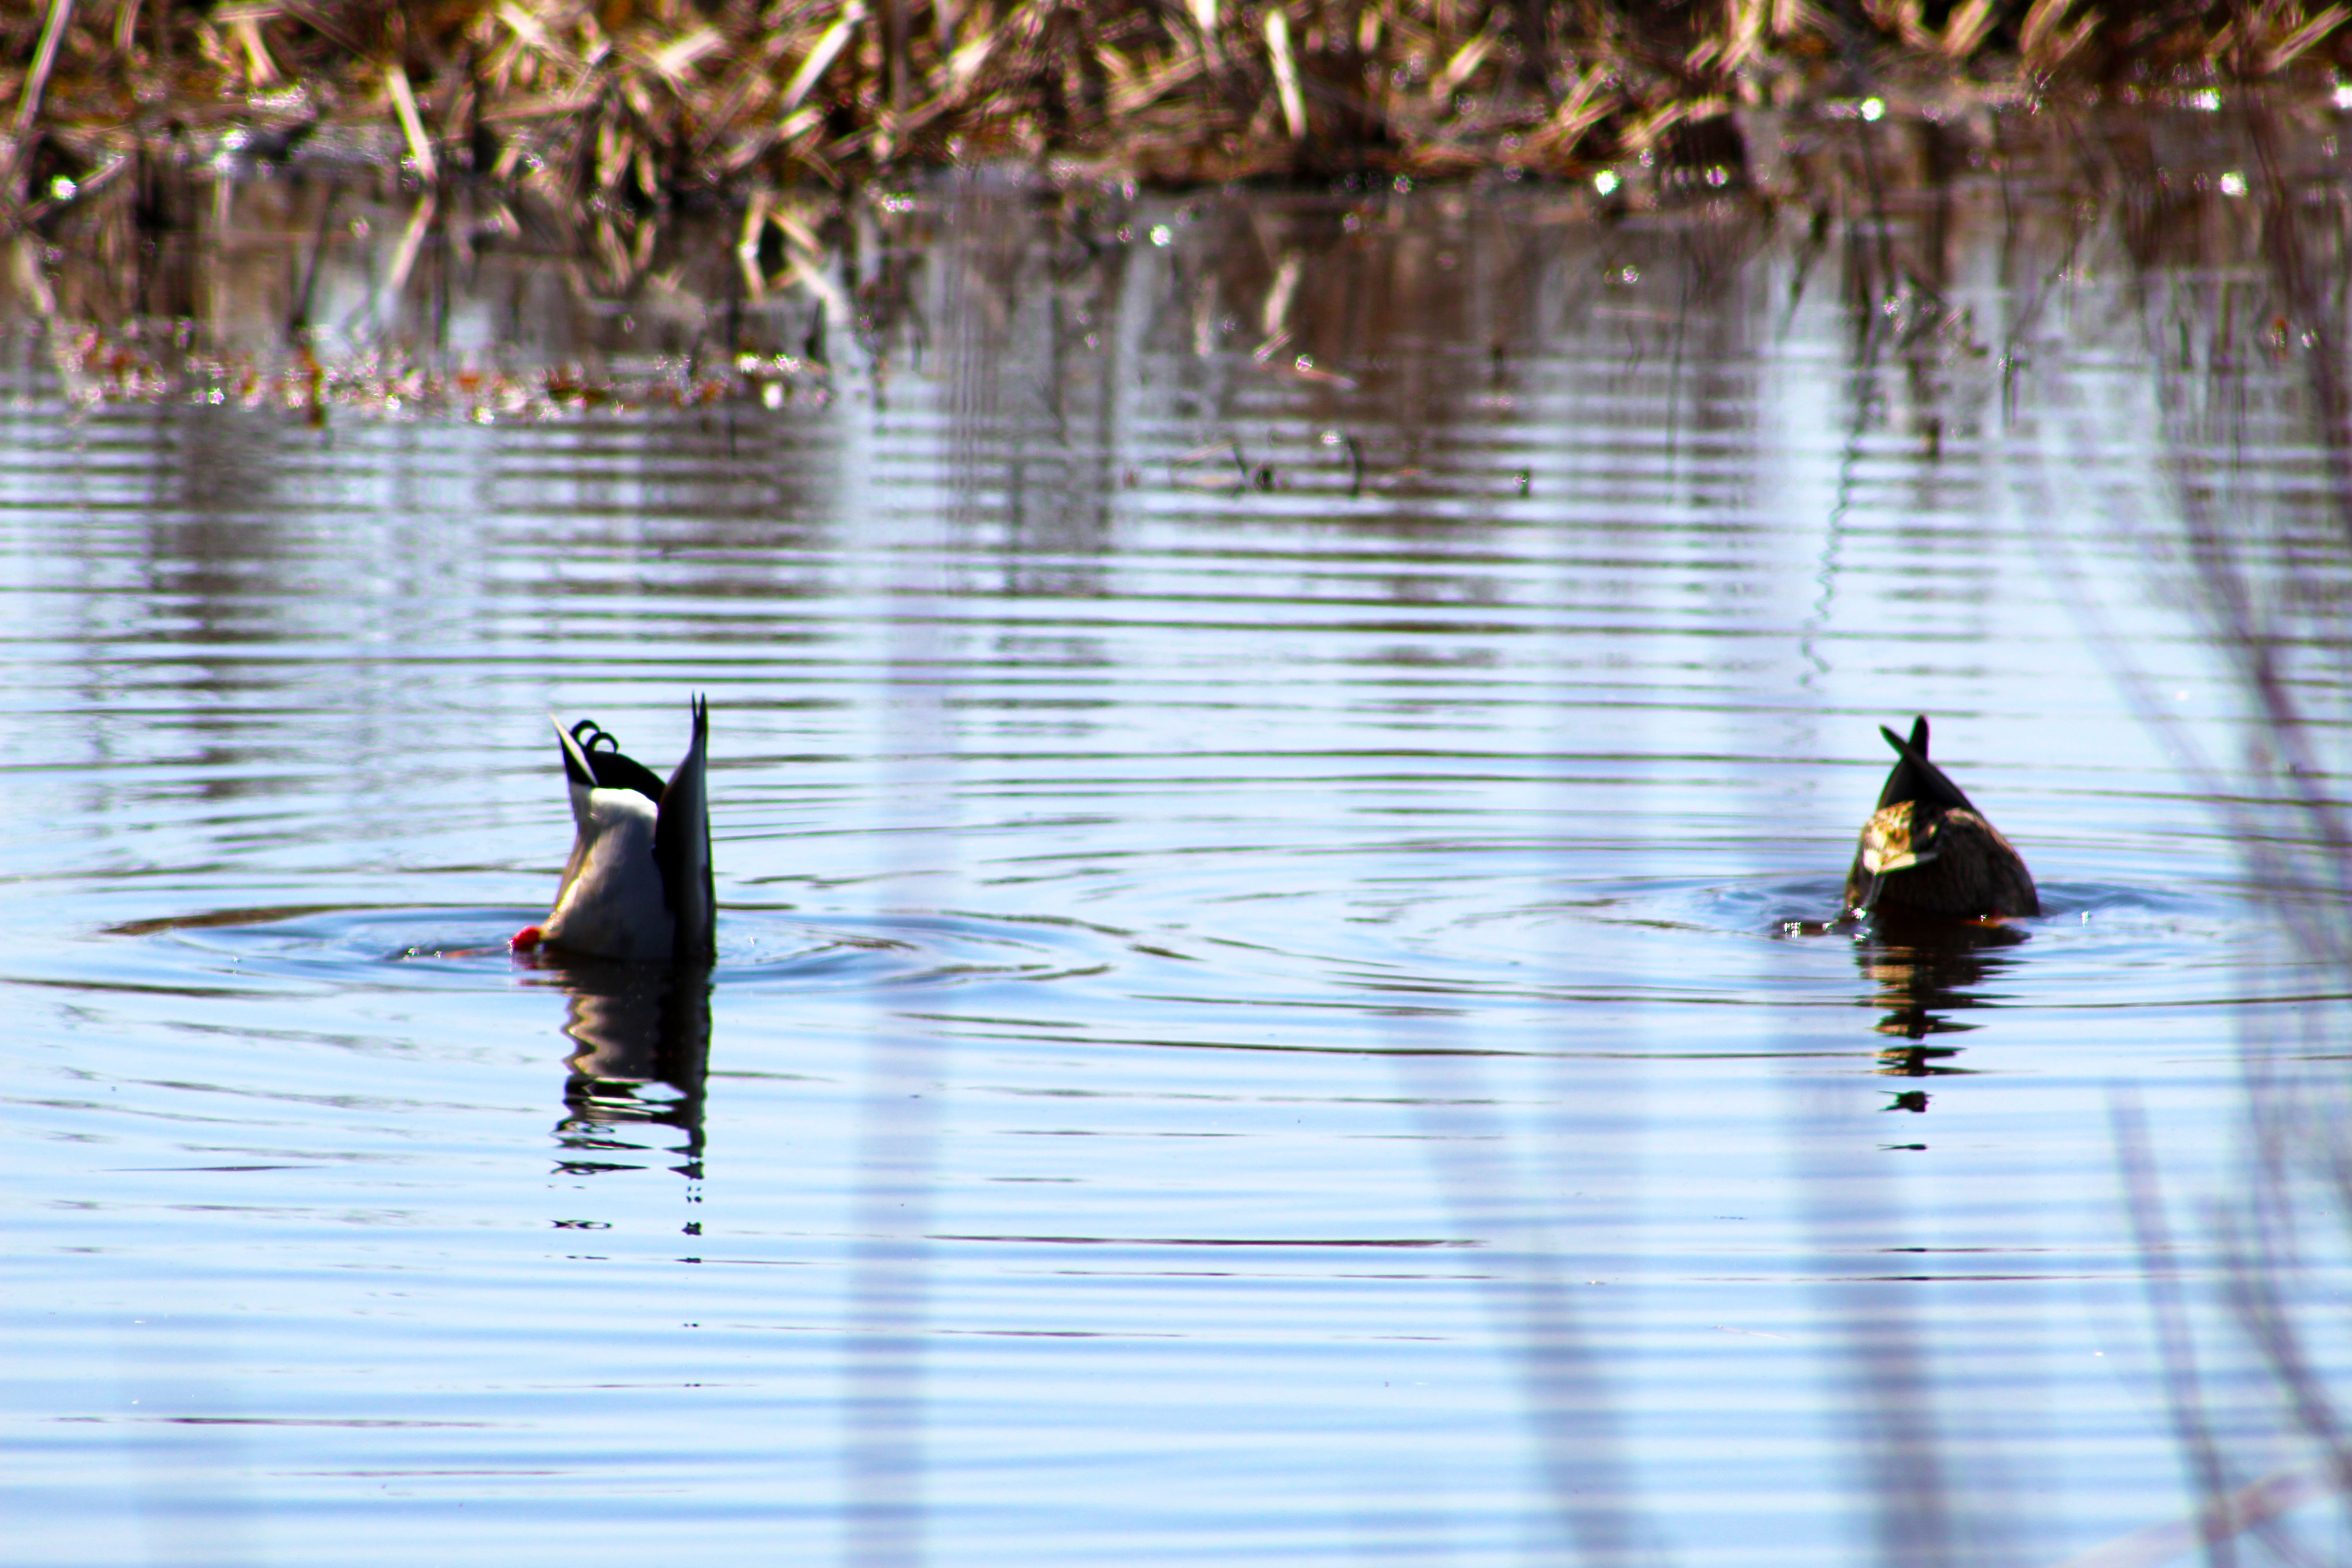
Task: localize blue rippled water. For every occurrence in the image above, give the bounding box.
[4,121,2350,1567]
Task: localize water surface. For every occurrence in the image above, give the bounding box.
[5,111,2349,1567]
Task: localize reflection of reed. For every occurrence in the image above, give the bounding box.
[1390,1042,1655,1568]
[2072,105,2352,1564]
[10,166,833,416]
[938,182,1121,602]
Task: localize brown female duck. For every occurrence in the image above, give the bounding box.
[1845,716,2038,920]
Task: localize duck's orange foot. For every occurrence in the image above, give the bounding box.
[511,925,546,951]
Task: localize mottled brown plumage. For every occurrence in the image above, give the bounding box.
[1843,717,2038,920]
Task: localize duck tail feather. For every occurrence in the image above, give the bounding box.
[553,714,602,828]
[656,695,717,967]
[1875,716,1979,815]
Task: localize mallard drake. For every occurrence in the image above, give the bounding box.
[513,698,715,964]
[1845,716,2037,920]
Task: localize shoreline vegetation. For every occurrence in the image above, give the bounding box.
[2,0,2351,222]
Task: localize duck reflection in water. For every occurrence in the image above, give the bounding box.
[1842,716,2038,1096]
[519,952,713,1174]
[1855,920,2028,1087]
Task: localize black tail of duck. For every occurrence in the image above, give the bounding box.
[1845,716,2038,920]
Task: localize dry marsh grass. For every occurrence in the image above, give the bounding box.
[2,0,2350,225]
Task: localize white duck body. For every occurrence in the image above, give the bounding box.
[522,698,715,965]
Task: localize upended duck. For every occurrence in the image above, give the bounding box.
[513,698,715,964]
[1845,716,2038,920]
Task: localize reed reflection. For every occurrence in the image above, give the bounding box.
[522,955,712,1175]
[1852,917,2027,1089]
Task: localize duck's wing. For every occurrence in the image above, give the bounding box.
[654,695,716,966]
[1872,714,1980,815]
